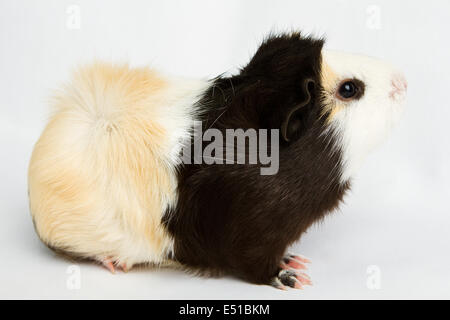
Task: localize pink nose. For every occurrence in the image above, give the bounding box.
[389,73,408,101]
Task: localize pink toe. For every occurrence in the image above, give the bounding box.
[287,260,307,270]
[292,255,311,264]
[297,275,313,286]
[297,272,311,281]
[103,261,115,274]
[294,281,304,289]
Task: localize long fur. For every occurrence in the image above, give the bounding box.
[28,63,209,267]
[28,33,406,286]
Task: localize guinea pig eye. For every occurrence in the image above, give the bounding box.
[336,79,365,101]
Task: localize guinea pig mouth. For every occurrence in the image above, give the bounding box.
[389,73,408,101]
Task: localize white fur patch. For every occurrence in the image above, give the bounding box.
[322,50,407,182]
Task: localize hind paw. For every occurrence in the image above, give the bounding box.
[101,258,130,274]
[271,253,312,290]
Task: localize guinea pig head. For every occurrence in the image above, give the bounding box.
[320,50,407,182]
[201,34,407,183]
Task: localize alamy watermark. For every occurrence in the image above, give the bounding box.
[66,5,81,30]
[366,5,382,30]
[66,265,81,290]
[366,265,381,290]
[181,121,280,175]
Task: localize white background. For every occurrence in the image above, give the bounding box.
[1,0,449,299]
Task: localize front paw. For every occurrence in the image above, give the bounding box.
[271,253,312,290]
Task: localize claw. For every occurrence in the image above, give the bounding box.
[102,260,115,274]
[293,280,304,290]
[295,272,313,286]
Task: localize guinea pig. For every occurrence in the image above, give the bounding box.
[28,32,407,289]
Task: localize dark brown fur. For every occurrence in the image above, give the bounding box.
[163,34,350,285]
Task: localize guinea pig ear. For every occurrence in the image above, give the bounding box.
[280,78,315,142]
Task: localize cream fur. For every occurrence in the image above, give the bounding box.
[28,62,209,268]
